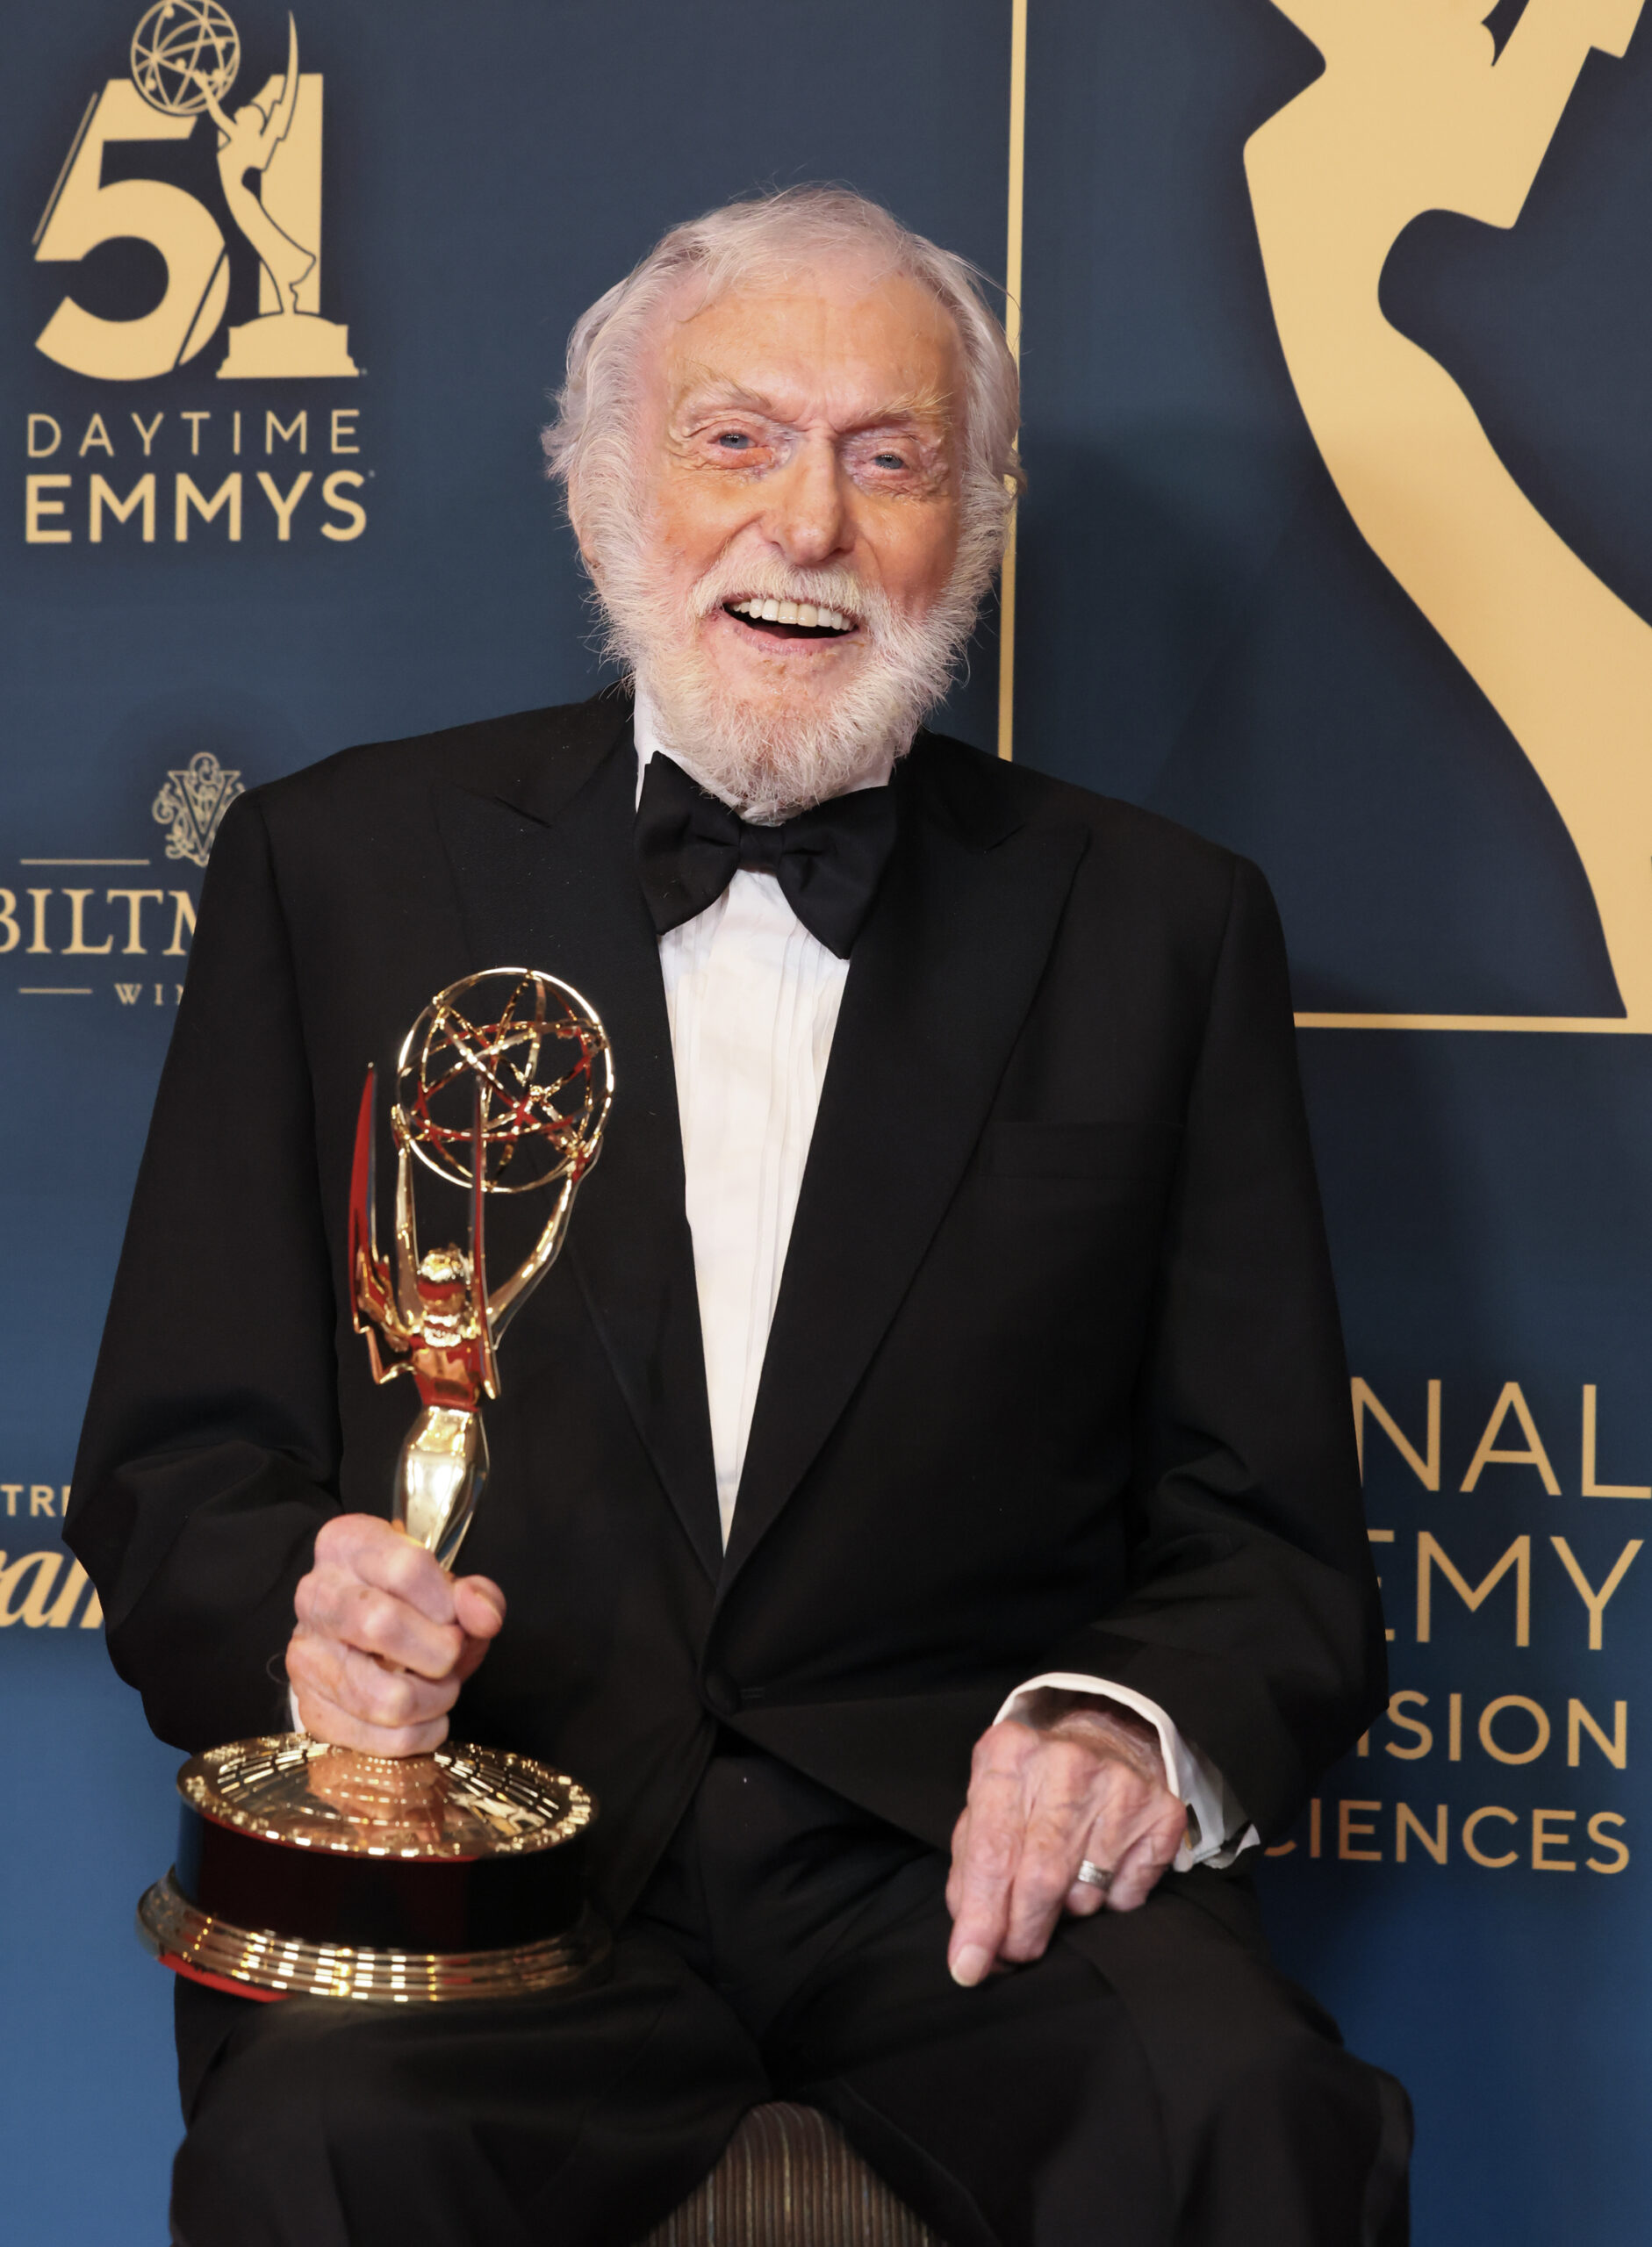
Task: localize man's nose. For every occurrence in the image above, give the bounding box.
[762,436,851,567]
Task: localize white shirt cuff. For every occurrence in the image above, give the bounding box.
[995,1671,1261,1872]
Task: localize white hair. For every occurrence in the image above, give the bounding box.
[540,187,1024,817]
[542,184,1023,620]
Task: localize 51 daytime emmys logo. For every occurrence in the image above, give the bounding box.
[24,3,370,552]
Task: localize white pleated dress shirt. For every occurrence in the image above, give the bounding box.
[636,693,1255,1873]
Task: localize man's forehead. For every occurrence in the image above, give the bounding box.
[668,362,955,432]
[659,274,960,427]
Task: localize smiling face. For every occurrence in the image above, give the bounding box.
[650,268,963,699]
[574,258,979,817]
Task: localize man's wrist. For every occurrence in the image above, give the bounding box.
[1012,1688,1168,1789]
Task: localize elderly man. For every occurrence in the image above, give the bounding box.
[69,188,1408,2246]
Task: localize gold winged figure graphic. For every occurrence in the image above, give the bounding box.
[195,11,358,378]
[1246,0,1652,1029]
[196,11,313,314]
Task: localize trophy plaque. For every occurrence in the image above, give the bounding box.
[138,969,614,2001]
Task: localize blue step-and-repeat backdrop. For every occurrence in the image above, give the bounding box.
[4,2,1648,2238]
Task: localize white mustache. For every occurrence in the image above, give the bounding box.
[691,563,878,629]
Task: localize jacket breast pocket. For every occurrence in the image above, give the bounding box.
[981,1118,1182,1186]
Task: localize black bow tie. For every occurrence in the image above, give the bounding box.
[634,751,898,959]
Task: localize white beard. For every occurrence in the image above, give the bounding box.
[591,538,983,822]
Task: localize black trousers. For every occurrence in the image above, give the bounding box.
[170,1742,1411,2247]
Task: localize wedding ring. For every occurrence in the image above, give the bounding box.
[1075,1858,1115,1894]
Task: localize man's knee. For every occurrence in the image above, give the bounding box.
[175,1999,365,2244]
[1187,1987,1409,2243]
[1204,1985,1368,2137]
[173,1947,769,2247]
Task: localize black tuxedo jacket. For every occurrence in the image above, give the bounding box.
[69,694,1384,1920]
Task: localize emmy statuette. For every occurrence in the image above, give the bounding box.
[138,970,614,2001]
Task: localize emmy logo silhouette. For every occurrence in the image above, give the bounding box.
[1246,0,1652,1030]
[130,2,357,378]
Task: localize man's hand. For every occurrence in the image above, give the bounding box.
[945,1694,1188,1988]
[286,1514,505,1755]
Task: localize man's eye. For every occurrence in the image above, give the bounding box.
[715,432,752,450]
[871,450,909,470]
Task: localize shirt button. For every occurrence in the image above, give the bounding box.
[703,1669,740,1719]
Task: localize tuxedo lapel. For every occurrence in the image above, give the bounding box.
[433,710,723,1582]
[721,744,1088,1588]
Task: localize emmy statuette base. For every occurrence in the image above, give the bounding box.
[138,1734,609,2004]
[138,1873,611,2003]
